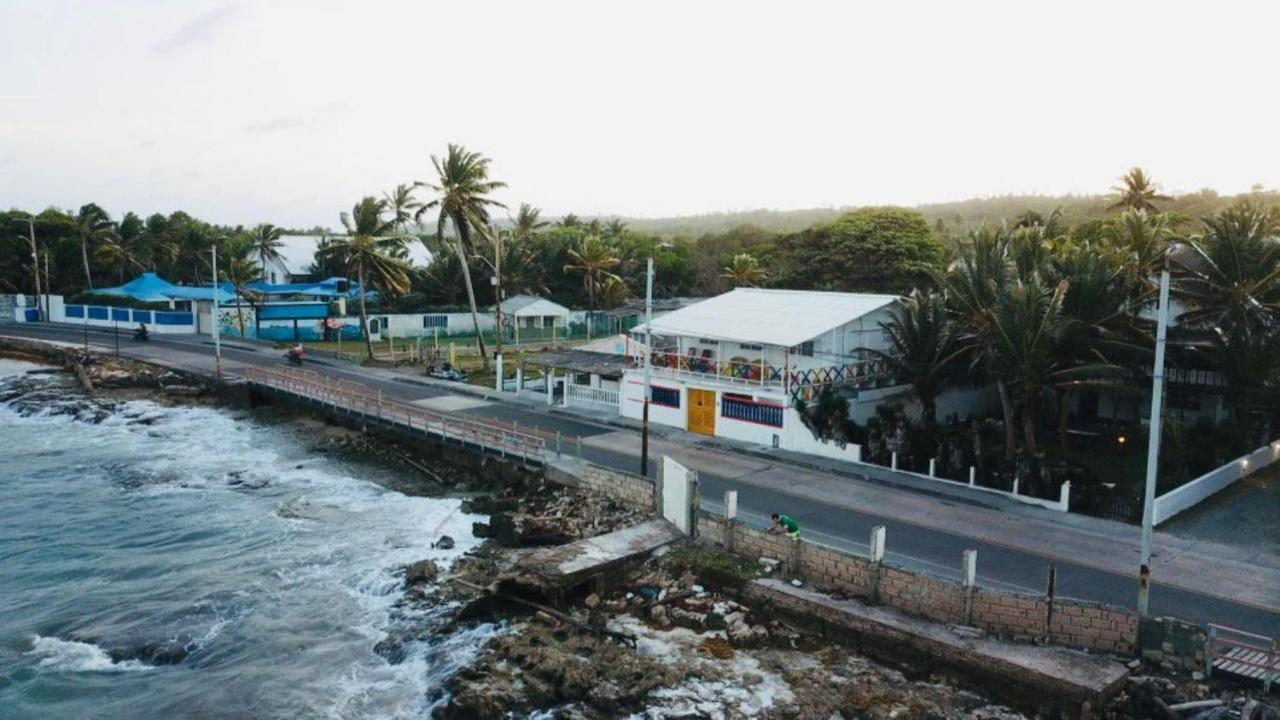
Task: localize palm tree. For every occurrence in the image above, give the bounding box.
[414,143,507,370]
[1106,209,1174,281]
[940,227,1018,457]
[323,197,412,360]
[979,276,1070,457]
[1175,202,1280,331]
[604,218,627,237]
[97,212,147,284]
[557,213,581,228]
[511,203,548,241]
[720,253,768,287]
[384,183,422,231]
[248,223,286,280]
[1109,167,1172,212]
[71,203,114,290]
[218,236,265,337]
[864,290,962,440]
[564,235,621,311]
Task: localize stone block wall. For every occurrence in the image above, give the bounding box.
[881,566,966,626]
[1051,600,1139,655]
[971,589,1049,643]
[695,510,1139,656]
[549,462,1143,657]
[545,461,655,513]
[799,542,877,597]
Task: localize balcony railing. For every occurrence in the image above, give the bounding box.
[629,349,891,398]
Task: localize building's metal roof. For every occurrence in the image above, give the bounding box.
[521,348,629,378]
[499,295,571,317]
[634,288,898,347]
[94,272,235,303]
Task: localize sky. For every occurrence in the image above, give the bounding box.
[2,0,1279,230]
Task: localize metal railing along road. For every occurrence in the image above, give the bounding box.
[243,366,577,464]
[1206,623,1278,690]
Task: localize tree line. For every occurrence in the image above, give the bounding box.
[803,169,1280,505]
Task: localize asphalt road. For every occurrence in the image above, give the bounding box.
[6,323,1280,637]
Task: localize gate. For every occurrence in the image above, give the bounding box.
[660,455,698,535]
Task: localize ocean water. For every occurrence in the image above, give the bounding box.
[0,359,495,719]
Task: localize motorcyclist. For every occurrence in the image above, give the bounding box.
[285,342,305,365]
[133,323,149,341]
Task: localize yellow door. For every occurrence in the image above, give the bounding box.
[688,388,717,435]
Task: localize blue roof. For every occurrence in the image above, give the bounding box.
[95,272,235,303]
[245,277,366,299]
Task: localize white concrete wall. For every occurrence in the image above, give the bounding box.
[620,373,687,429]
[1153,441,1280,525]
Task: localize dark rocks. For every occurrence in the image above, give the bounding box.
[404,559,439,586]
[471,522,491,539]
[432,535,455,550]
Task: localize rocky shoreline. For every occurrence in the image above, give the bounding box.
[6,346,1279,719]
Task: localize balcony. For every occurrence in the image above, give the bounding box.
[628,348,891,398]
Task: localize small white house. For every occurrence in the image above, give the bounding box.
[499,295,572,341]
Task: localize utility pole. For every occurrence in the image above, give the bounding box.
[492,226,504,357]
[43,251,51,323]
[26,218,42,320]
[211,244,223,378]
[1138,266,1171,618]
[640,257,654,477]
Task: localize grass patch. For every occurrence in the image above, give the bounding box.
[662,544,760,591]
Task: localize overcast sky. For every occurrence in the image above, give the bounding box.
[2,0,1277,229]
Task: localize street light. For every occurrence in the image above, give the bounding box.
[1117,434,1127,475]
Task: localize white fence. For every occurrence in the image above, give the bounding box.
[1153,441,1280,525]
[564,383,620,410]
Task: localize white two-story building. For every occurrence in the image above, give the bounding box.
[621,288,903,454]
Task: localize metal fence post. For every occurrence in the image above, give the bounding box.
[969,466,976,486]
[891,451,898,471]
[556,430,562,459]
[928,458,936,477]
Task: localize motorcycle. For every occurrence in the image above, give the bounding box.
[133,326,150,342]
[284,350,304,367]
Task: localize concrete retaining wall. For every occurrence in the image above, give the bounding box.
[546,458,1137,656]
[1153,441,1280,525]
[699,513,1136,655]
[546,461,655,513]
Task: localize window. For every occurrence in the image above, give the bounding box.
[698,338,718,346]
[423,315,447,328]
[794,341,814,357]
[721,394,783,427]
[739,343,763,351]
[651,386,680,408]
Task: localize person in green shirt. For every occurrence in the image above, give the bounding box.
[770,513,800,538]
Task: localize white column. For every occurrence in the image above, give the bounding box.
[962,549,978,587]
[869,526,886,563]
